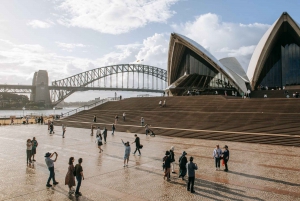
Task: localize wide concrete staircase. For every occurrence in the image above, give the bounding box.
[55,96,300,146]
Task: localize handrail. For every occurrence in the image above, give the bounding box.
[60,97,121,118]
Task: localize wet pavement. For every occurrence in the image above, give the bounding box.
[0,124,300,201]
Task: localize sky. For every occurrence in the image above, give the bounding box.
[1,0,300,102]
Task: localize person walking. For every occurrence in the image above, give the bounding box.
[96,127,101,136]
[163,151,171,181]
[115,115,118,125]
[31,137,38,162]
[96,134,103,153]
[132,134,141,156]
[75,158,84,197]
[102,127,107,144]
[141,117,144,126]
[112,123,115,135]
[26,139,32,165]
[62,124,66,138]
[170,146,176,173]
[49,122,54,134]
[121,139,131,167]
[178,151,188,180]
[213,144,222,170]
[91,124,95,136]
[93,115,97,123]
[65,157,76,194]
[163,99,166,107]
[222,145,230,171]
[45,152,59,187]
[186,156,198,193]
[145,124,149,135]
[123,112,126,121]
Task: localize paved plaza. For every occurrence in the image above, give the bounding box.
[0,124,300,201]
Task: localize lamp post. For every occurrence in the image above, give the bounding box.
[53,107,56,120]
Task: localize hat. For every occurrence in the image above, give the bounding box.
[171,146,174,151]
[182,151,187,155]
[44,152,51,157]
[165,151,170,155]
[224,145,228,148]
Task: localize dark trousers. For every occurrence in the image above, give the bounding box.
[187,176,195,191]
[26,150,32,163]
[179,167,186,178]
[62,131,65,137]
[224,159,228,170]
[47,167,55,184]
[134,147,141,154]
[112,129,115,134]
[123,116,125,121]
[50,128,53,134]
[76,175,82,194]
[103,135,107,142]
[215,158,220,168]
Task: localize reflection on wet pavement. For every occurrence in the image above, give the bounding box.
[0,124,299,200]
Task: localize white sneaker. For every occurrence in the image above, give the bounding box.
[138,154,141,156]
[123,164,125,167]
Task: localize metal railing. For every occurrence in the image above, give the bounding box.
[60,97,120,118]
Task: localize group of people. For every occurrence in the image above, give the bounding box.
[163,147,198,193]
[158,99,167,107]
[26,137,38,165]
[44,152,84,197]
[162,144,230,193]
[121,134,142,167]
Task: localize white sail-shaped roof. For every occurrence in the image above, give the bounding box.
[168,33,248,93]
[247,12,300,89]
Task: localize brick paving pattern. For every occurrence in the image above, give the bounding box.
[0,124,300,200]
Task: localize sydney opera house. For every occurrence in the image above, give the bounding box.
[166,12,300,96]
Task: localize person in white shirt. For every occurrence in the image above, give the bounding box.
[213,145,222,170]
[96,127,101,136]
[123,112,126,121]
[159,100,162,107]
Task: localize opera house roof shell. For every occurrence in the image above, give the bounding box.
[168,33,248,93]
[247,12,300,89]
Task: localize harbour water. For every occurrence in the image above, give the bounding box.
[0,108,76,117]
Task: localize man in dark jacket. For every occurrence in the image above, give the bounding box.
[163,151,171,181]
[222,145,230,171]
[102,127,107,144]
[132,134,141,155]
[178,151,188,180]
[187,156,198,193]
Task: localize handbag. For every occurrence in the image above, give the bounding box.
[139,144,143,149]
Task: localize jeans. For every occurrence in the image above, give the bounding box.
[187,176,195,191]
[112,129,115,134]
[134,147,141,154]
[76,175,82,194]
[215,157,220,168]
[62,131,65,137]
[47,166,56,184]
[26,150,32,163]
[103,135,107,142]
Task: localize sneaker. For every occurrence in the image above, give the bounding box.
[46,184,52,187]
[53,181,59,185]
[33,159,36,162]
[77,192,82,196]
[123,164,125,167]
[187,189,190,191]
[138,154,141,156]
[191,190,195,193]
[126,164,128,167]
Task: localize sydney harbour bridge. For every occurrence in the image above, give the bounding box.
[0,64,167,106]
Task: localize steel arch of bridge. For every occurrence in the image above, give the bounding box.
[51,64,167,105]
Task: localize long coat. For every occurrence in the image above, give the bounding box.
[65,164,76,187]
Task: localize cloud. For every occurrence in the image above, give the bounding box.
[172,13,271,70]
[56,42,86,49]
[56,0,179,34]
[27,20,54,28]
[134,33,169,68]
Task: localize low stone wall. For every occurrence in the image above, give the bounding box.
[0,117,53,125]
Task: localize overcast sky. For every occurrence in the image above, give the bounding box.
[1,0,300,101]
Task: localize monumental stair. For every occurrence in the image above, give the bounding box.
[55,96,300,146]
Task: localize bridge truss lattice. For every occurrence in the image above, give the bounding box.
[51,64,167,105]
